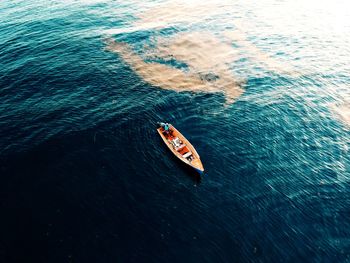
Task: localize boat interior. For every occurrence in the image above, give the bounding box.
[162,128,194,162]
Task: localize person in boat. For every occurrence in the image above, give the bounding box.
[159,122,171,134]
[164,123,170,132]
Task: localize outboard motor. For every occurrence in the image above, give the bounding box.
[157,122,167,128]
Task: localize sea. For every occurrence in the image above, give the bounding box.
[0,0,350,262]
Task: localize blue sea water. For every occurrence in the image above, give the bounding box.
[1,0,350,262]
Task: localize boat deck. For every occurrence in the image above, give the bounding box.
[157,124,204,173]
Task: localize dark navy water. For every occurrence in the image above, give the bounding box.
[1,0,350,262]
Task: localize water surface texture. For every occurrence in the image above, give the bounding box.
[1,0,350,262]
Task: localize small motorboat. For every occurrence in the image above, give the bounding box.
[157,122,204,174]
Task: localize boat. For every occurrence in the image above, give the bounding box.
[157,122,204,174]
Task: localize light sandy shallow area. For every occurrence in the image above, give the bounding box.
[332,102,350,128]
[105,0,301,104]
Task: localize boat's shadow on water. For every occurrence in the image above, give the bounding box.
[175,158,202,185]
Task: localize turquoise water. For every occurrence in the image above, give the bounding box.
[1,0,350,262]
